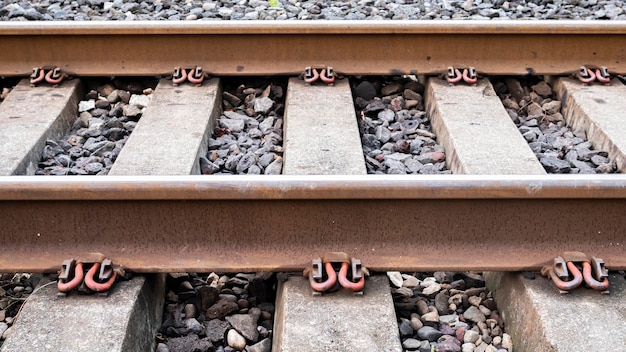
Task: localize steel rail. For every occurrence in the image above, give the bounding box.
[1,20,625,76]
[1,174,626,199]
[0,175,624,273]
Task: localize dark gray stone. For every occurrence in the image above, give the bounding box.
[167,335,213,352]
[246,338,271,352]
[402,338,422,350]
[205,319,230,343]
[226,313,259,342]
[417,326,443,342]
[398,317,413,337]
[354,81,377,100]
[540,156,571,173]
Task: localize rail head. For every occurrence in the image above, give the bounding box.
[1,20,626,35]
[1,175,626,200]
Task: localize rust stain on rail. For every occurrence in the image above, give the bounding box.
[0,195,624,273]
[0,21,625,76]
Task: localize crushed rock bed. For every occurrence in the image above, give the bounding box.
[35,77,158,176]
[390,271,511,352]
[353,76,450,175]
[1,0,625,21]
[201,78,285,176]
[493,77,618,174]
[0,273,41,347]
[157,272,276,352]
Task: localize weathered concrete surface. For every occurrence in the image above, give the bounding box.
[439,77,626,351]
[1,275,165,352]
[553,77,626,172]
[486,272,626,352]
[273,276,402,352]
[426,78,545,174]
[283,78,366,175]
[110,78,221,175]
[277,77,398,351]
[0,79,81,175]
[423,77,626,352]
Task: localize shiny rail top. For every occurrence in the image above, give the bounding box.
[0,175,625,273]
[1,174,626,199]
[1,20,625,76]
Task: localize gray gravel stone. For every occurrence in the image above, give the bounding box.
[417,326,443,342]
[402,338,422,350]
[220,118,245,133]
[226,313,259,342]
[463,306,486,323]
[205,319,231,343]
[254,97,274,114]
[167,335,213,352]
[246,338,272,352]
[398,317,414,337]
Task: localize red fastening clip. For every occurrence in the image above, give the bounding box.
[337,258,367,293]
[319,67,335,84]
[57,259,84,293]
[577,66,596,84]
[541,257,582,293]
[306,259,337,294]
[304,67,319,84]
[595,67,611,84]
[187,66,205,85]
[542,252,610,294]
[84,259,118,292]
[462,67,478,84]
[582,258,610,293]
[305,252,368,295]
[172,67,188,85]
[446,67,463,84]
[45,67,65,85]
[30,67,45,85]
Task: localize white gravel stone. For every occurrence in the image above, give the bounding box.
[485,345,498,352]
[502,333,513,350]
[421,282,441,295]
[129,94,151,108]
[468,295,482,307]
[2,326,13,340]
[386,271,403,288]
[78,100,95,112]
[464,329,480,343]
[462,342,476,352]
[227,329,247,350]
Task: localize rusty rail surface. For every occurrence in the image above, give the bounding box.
[1,21,626,76]
[0,175,624,273]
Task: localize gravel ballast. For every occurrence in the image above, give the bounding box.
[353,76,450,175]
[493,77,618,174]
[157,272,276,352]
[201,78,285,176]
[35,78,157,176]
[0,0,625,21]
[391,271,511,352]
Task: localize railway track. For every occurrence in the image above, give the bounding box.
[0,20,625,352]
